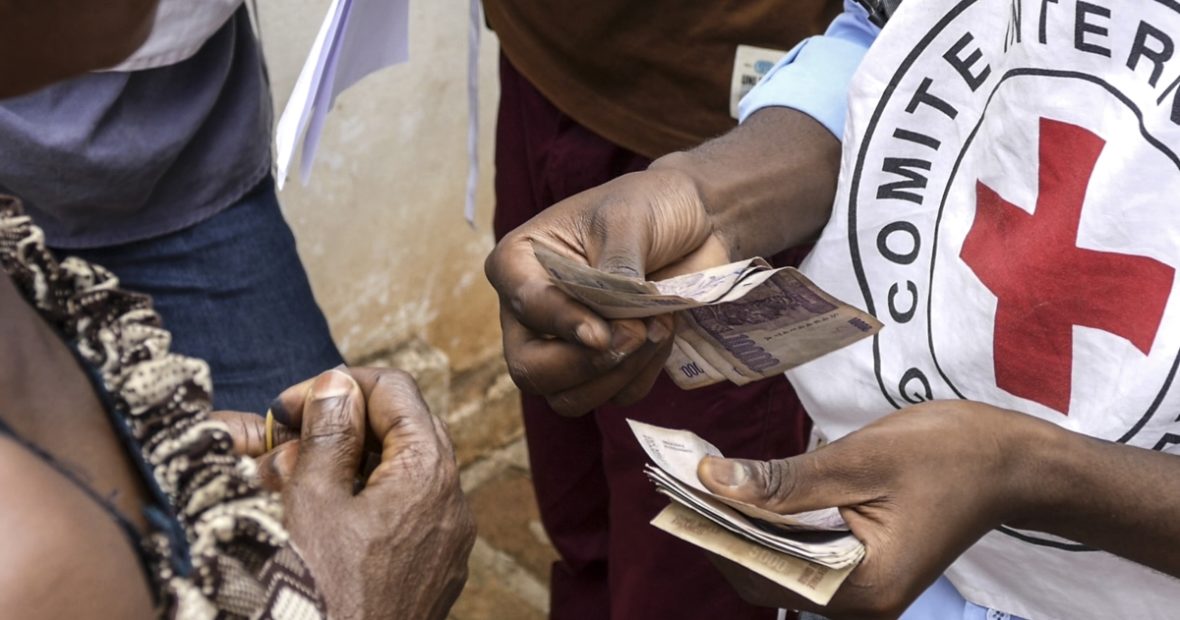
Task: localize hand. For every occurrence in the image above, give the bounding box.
[695,400,1053,618]
[484,107,841,416]
[216,368,476,620]
[484,166,725,416]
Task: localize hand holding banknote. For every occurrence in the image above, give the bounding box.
[532,243,880,390]
[691,400,1035,618]
[484,108,843,415]
[484,167,728,416]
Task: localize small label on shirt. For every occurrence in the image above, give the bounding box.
[806,427,828,453]
[730,45,789,119]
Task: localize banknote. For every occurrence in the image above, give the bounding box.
[628,419,851,535]
[674,269,883,387]
[651,504,855,606]
[631,420,864,603]
[531,241,882,389]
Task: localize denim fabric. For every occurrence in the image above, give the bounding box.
[55,177,343,412]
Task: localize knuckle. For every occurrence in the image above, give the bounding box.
[506,358,542,394]
[587,349,623,375]
[374,369,430,409]
[588,349,623,373]
[547,393,590,417]
[300,434,356,467]
[303,418,357,443]
[586,206,614,239]
[757,459,797,504]
[376,367,417,390]
[483,244,503,282]
[506,293,527,320]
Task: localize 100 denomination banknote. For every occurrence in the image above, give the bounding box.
[532,241,882,389]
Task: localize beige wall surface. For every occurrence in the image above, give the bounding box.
[256,0,504,373]
[254,7,557,616]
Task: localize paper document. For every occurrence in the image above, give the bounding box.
[275,0,410,189]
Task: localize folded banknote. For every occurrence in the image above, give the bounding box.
[532,242,882,389]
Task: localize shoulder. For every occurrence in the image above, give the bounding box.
[0,438,154,620]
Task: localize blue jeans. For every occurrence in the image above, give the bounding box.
[57,177,344,412]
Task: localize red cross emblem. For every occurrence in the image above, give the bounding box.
[960,118,1174,414]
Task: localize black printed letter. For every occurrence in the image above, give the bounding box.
[1075,2,1111,58]
[1128,21,1174,87]
[944,32,992,91]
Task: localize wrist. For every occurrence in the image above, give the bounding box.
[992,407,1086,530]
[650,107,840,260]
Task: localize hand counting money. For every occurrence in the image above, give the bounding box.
[628,419,865,605]
[532,241,883,389]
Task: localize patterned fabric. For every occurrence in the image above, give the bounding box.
[0,197,327,620]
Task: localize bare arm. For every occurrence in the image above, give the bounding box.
[0,441,155,619]
[0,0,157,97]
[1014,421,1180,577]
[484,107,841,416]
[696,400,1180,617]
[652,106,842,263]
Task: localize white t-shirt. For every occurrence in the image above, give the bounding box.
[788,1,1180,618]
[106,0,243,71]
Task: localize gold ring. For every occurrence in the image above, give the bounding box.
[265,409,275,453]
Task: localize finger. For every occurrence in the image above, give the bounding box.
[609,331,674,407]
[209,410,297,457]
[255,441,300,492]
[290,369,366,496]
[647,236,733,280]
[697,451,861,515]
[266,375,319,428]
[545,337,670,416]
[586,203,650,279]
[583,171,715,275]
[502,314,650,395]
[344,369,455,491]
[485,235,613,350]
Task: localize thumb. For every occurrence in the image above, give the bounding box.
[255,441,300,492]
[697,455,835,515]
[291,369,366,497]
[590,212,649,280]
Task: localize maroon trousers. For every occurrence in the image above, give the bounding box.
[494,54,811,620]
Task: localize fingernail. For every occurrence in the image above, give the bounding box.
[647,319,671,344]
[576,323,600,348]
[704,457,750,487]
[611,324,644,356]
[267,396,292,426]
[313,368,355,401]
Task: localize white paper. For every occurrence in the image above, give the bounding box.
[275,0,410,189]
[463,0,482,226]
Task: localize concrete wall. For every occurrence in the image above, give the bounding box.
[256,3,555,617]
[258,0,503,374]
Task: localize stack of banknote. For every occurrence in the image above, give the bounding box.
[532,242,882,389]
[629,419,864,605]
